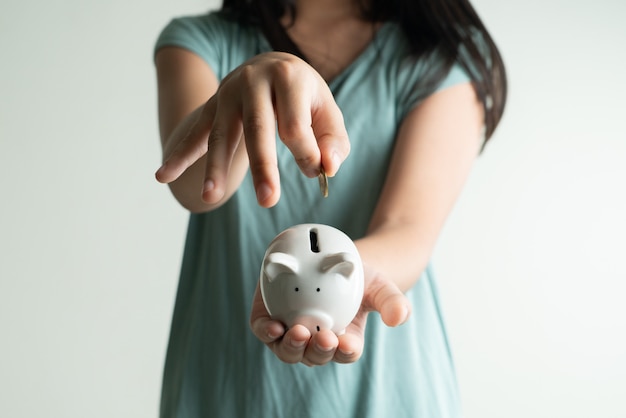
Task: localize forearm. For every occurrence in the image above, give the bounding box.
[355,222,436,293]
[353,83,484,292]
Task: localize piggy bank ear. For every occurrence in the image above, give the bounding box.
[264,252,299,282]
[320,252,357,279]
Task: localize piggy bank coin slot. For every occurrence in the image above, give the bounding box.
[309,228,320,253]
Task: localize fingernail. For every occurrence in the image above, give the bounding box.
[256,182,272,203]
[203,179,215,194]
[155,163,167,178]
[267,330,282,340]
[317,344,334,352]
[401,305,410,323]
[290,339,306,348]
[308,166,321,178]
[331,152,342,174]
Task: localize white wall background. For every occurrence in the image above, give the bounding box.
[0,0,624,417]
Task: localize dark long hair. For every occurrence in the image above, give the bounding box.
[220,0,507,143]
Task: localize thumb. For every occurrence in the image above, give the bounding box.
[363,277,411,327]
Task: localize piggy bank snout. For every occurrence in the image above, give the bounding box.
[292,310,334,334]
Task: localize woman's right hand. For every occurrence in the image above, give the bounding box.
[155,51,351,209]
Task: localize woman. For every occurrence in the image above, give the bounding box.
[154,0,506,416]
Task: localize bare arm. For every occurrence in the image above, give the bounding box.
[356,81,485,293]
[250,81,484,366]
[156,44,482,367]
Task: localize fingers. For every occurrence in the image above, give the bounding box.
[155,53,352,207]
[249,280,351,366]
[271,325,313,364]
[273,65,320,178]
[259,327,365,366]
[249,282,285,344]
[311,89,351,177]
[240,74,281,207]
[252,322,338,366]
[251,316,285,344]
[250,297,365,366]
[301,330,338,366]
[275,69,351,179]
[249,283,328,366]
[239,55,352,206]
[334,313,366,363]
[155,102,215,184]
[270,328,341,366]
[202,93,243,204]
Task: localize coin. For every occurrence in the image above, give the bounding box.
[318,166,328,198]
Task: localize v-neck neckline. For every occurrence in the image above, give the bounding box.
[258,22,394,88]
[326,22,393,89]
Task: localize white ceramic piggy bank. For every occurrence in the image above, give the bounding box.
[260,224,364,335]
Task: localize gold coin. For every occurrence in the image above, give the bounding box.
[318,166,328,198]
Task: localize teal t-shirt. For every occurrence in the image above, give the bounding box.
[156,11,470,418]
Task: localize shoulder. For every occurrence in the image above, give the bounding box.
[155,12,241,55]
[155,11,265,79]
[375,23,474,119]
[156,12,239,44]
[366,23,467,94]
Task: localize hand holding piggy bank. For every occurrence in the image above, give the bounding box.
[260,224,364,336]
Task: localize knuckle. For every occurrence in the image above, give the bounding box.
[309,354,331,366]
[303,358,321,367]
[216,81,236,103]
[243,112,267,134]
[238,63,257,84]
[271,59,298,80]
[177,135,207,158]
[294,154,317,169]
[208,126,227,148]
[249,160,276,177]
[335,349,361,364]
[279,120,311,143]
[276,348,301,364]
[201,94,216,114]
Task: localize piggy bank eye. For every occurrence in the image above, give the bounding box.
[316,288,321,292]
[294,287,299,292]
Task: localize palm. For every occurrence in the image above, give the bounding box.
[249,269,410,366]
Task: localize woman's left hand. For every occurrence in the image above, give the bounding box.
[249,267,411,366]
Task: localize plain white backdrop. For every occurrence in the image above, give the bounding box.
[1,0,624,417]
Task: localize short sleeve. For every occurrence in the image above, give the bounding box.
[434,63,472,93]
[396,56,473,121]
[154,13,231,79]
[395,26,495,122]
